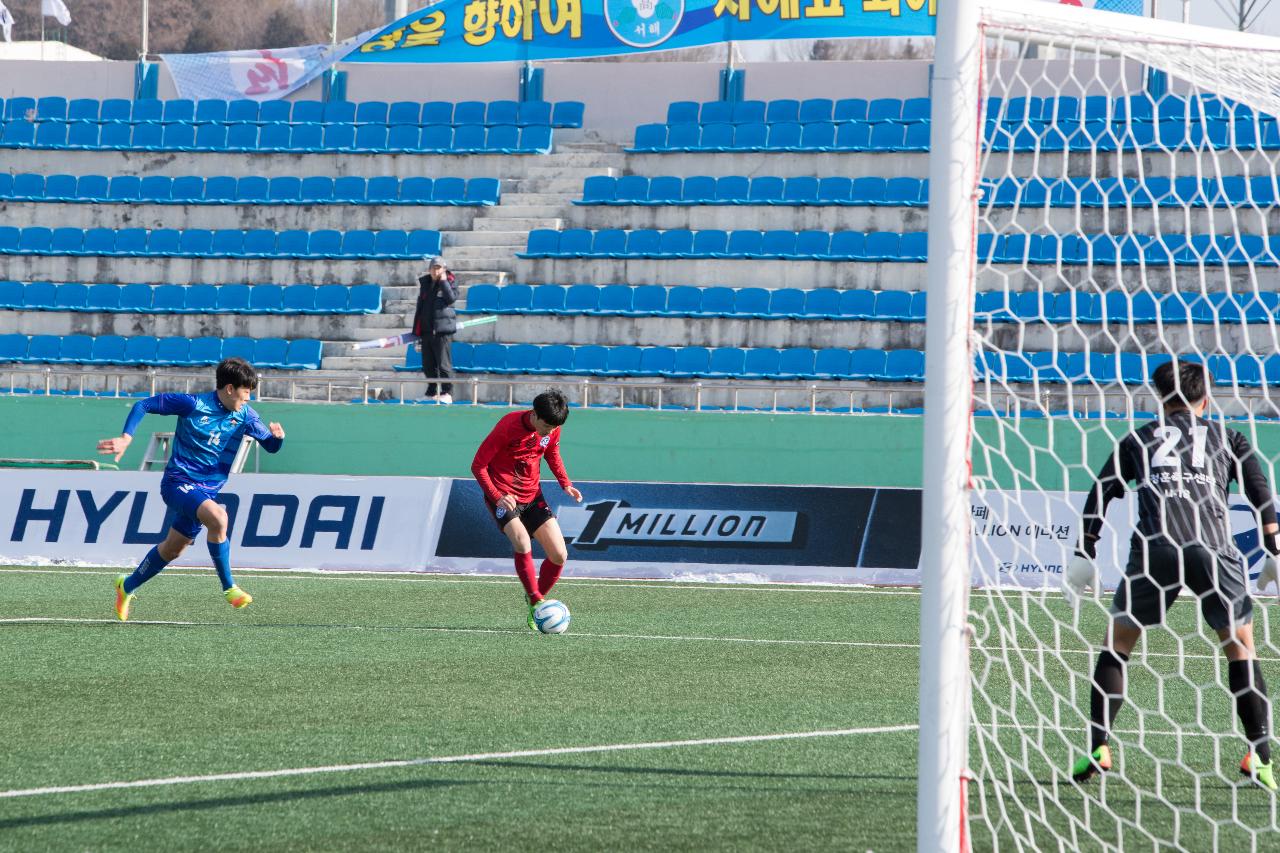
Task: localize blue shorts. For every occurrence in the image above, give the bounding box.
[160,478,219,540]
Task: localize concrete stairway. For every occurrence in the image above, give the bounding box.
[324,143,627,382]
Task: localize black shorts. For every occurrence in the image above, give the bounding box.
[485,490,554,535]
[1111,544,1253,631]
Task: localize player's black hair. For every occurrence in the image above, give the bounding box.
[533,389,569,427]
[216,357,259,391]
[1152,358,1207,410]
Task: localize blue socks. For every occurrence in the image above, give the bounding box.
[122,546,169,594]
[208,540,233,591]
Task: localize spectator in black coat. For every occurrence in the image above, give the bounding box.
[412,256,458,403]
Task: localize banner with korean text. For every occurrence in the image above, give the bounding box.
[348,0,938,64]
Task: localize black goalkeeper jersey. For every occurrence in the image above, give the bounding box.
[1080,410,1276,557]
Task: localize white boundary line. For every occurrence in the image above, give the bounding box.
[5,616,1277,663]
[0,725,919,800]
[0,567,923,596]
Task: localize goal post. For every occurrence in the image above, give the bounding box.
[921,2,1280,850]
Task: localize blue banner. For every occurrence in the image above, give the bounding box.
[347,0,937,64]
[436,480,922,570]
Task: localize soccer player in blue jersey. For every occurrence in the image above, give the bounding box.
[96,357,286,620]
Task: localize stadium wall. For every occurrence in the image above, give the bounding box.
[7,397,1280,489]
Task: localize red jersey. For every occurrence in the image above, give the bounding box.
[471,411,571,504]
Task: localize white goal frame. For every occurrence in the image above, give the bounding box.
[919,2,1280,850]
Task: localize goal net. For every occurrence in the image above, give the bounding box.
[924,1,1280,850]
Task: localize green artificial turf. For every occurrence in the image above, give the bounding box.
[3,567,1279,852]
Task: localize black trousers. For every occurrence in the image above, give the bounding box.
[420,333,453,395]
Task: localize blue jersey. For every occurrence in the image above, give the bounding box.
[122,391,284,491]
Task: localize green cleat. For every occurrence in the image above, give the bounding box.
[526,597,540,631]
[1241,752,1278,791]
[1071,744,1112,783]
[113,574,135,622]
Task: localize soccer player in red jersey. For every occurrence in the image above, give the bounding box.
[471,390,583,628]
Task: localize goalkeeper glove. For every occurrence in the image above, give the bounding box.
[1063,554,1099,607]
[1258,557,1278,595]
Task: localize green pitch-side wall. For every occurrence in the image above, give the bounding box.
[6,397,1280,489]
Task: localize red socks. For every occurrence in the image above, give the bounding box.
[538,559,563,597]
[514,552,538,602]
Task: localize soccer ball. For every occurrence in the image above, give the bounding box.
[532,599,571,634]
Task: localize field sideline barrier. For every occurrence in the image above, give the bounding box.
[0,470,1267,585]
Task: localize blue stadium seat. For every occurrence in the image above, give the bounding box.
[217,284,251,312]
[226,124,259,151]
[314,285,351,314]
[741,348,781,379]
[18,227,53,254]
[517,101,552,127]
[453,124,487,152]
[517,125,552,153]
[697,123,734,151]
[267,176,302,203]
[146,228,182,256]
[192,123,227,151]
[761,230,797,259]
[565,285,600,313]
[249,284,285,313]
[867,98,903,122]
[299,176,334,203]
[725,230,763,259]
[767,122,802,150]
[465,284,500,314]
[51,227,84,255]
[749,176,785,204]
[817,177,853,204]
[0,332,27,361]
[765,99,799,124]
[78,227,114,256]
[632,123,666,151]
[530,344,569,374]
[715,175,749,204]
[627,230,662,257]
[794,230,831,259]
[124,335,160,365]
[869,122,906,150]
[406,230,441,258]
[640,346,677,377]
[777,348,816,379]
[851,177,887,205]
[283,340,323,370]
[333,176,366,203]
[373,230,408,257]
[665,286,701,316]
[53,283,88,310]
[529,284,566,314]
[699,287,734,316]
[887,177,924,206]
[1,120,35,148]
[497,284,533,313]
[282,285,317,313]
[161,122,196,151]
[453,101,486,125]
[487,100,518,126]
[194,99,227,124]
[864,232,901,261]
[682,176,716,203]
[597,284,633,315]
[767,288,805,319]
[184,284,217,313]
[691,229,728,257]
[88,335,127,365]
[648,176,682,204]
[800,121,836,150]
[154,337,191,366]
[733,287,770,318]
[354,124,387,151]
[27,335,64,363]
[347,284,381,314]
[582,175,616,203]
[242,229,278,257]
[601,345,642,377]
[706,345,747,376]
[139,175,172,203]
[288,124,323,152]
[614,175,649,204]
[131,99,164,122]
[262,102,297,124]
[131,123,164,151]
[211,230,245,257]
[551,101,584,128]
[322,124,356,151]
[322,100,356,124]
[223,99,258,123]
[433,177,466,204]
[65,98,98,121]
[41,173,74,200]
[66,121,100,149]
[845,349,886,380]
[387,124,418,151]
[732,122,768,151]
[171,176,203,203]
[592,229,627,257]
[522,229,560,257]
[187,337,224,365]
[366,176,399,205]
[812,348,852,379]
[835,98,869,122]
[305,230,342,259]
[396,176,431,204]
[827,231,866,260]
[91,283,125,312]
[34,121,68,148]
[658,229,694,257]
[783,176,819,204]
[222,336,256,363]
[51,333,91,363]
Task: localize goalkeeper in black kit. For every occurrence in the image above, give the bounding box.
[1064,359,1280,790]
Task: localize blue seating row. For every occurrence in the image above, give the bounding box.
[520,228,928,261]
[460,284,924,320]
[0,334,323,370]
[581,174,1280,208]
[0,173,499,207]
[631,118,1280,154]
[0,97,584,128]
[631,120,930,153]
[2,282,381,315]
[981,175,1280,208]
[977,290,1280,325]
[668,95,1269,127]
[522,228,1280,266]
[578,175,927,206]
[0,120,554,154]
[396,342,926,382]
[978,350,1280,387]
[0,227,440,260]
